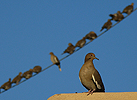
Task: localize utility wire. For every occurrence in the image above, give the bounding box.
[1,8,137,94]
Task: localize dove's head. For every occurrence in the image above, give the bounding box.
[84,53,99,63]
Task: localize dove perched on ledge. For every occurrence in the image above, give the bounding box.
[79,53,105,96]
[50,52,61,71]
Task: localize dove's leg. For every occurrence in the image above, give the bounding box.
[87,89,95,96]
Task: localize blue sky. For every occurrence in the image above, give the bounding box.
[0,0,137,99]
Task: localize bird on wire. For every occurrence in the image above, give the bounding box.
[12,72,22,85]
[109,11,124,22]
[0,78,12,93]
[61,43,75,55]
[122,3,134,15]
[50,52,61,71]
[85,31,97,41]
[22,69,33,79]
[75,37,86,48]
[33,66,42,74]
[100,19,112,32]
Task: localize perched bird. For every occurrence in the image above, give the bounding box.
[22,69,33,79]
[33,66,42,73]
[117,11,124,21]
[61,43,75,55]
[100,19,112,31]
[75,37,86,48]
[79,53,105,95]
[50,52,61,71]
[85,31,97,41]
[12,72,22,85]
[122,3,134,15]
[0,78,11,93]
[109,11,124,21]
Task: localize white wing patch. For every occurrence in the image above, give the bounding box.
[79,76,81,82]
[53,57,58,63]
[92,74,101,89]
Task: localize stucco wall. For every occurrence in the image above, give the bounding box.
[48,92,137,100]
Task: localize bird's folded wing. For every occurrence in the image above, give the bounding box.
[53,56,59,63]
[91,70,104,90]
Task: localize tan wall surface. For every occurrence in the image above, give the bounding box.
[48,92,137,100]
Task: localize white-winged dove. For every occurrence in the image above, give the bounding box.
[122,3,134,15]
[109,11,124,22]
[85,31,97,41]
[61,43,75,55]
[50,52,61,71]
[0,78,11,93]
[100,19,112,32]
[33,66,42,73]
[75,37,86,48]
[22,69,33,79]
[12,72,22,85]
[79,53,105,95]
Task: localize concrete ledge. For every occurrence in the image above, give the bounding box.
[48,92,137,100]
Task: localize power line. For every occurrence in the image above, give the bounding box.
[1,7,137,94]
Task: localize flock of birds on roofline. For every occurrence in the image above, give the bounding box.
[0,3,134,95]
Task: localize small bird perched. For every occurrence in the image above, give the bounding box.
[79,53,105,95]
[50,52,61,71]
[12,72,22,85]
[61,43,75,55]
[122,3,134,15]
[33,66,42,73]
[75,37,86,48]
[22,69,33,79]
[85,31,97,41]
[0,78,12,93]
[117,11,124,21]
[109,11,124,22]
[100,19,112,32]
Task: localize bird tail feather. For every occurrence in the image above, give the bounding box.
[58,65,62,71]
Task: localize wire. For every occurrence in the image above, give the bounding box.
[1,7,137,94]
